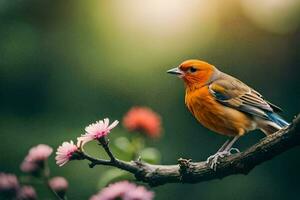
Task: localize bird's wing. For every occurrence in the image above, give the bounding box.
[208,74,282,119]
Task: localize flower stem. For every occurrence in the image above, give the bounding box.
[42,161,66,200]
[131,136,145,160]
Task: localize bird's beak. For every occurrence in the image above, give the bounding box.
[167,67,183,76]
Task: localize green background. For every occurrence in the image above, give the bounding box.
[1,0,300,199]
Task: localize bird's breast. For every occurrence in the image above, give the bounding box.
[185,86,255,136]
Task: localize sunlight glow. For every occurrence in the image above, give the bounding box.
[114,0,209,35]
[241,0,300,34]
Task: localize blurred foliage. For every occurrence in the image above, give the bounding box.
[139,148,161,164]
[0,0,300,199]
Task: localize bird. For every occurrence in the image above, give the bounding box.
[167,59,289,170]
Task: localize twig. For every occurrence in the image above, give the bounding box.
[99,137,116,162]
[83,114,300,187]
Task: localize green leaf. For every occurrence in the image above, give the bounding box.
[139,147,161,164]
[113,137,134,155]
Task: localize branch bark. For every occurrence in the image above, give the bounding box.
[84,114,300,187]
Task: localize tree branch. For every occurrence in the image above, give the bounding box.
[84,114,300,187]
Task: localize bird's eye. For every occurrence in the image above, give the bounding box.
[188,67,197,73]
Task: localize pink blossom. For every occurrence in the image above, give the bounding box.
[123,107,162,138]
[25,144,53,163]
[0,173,19,197]
[48,177,68,198]
[78,118,119,144]
[55,141,79,167]
[17,185,37,200]
[90,181,154,200]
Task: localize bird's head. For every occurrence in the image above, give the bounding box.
[167,59,217,88]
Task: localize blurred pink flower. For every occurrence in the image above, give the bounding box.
[55,141,79,167]
[90,181,135,200]
[20,144,53,174]
[48,177,68,198]
[78,118,119,144]
[0,173,19,197]
[90,181,154,200]
[123,107,162,138]
[17,185,37,200]
[25,144,53,163]
[20,161,39,174]
[124,186,154,200]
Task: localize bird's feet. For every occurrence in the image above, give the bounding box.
[206,148,240,171]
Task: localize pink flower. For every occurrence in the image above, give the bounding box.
[0,173,19,197]
[123,107,162,138]
[90,181,154,200]
[78,118,119,144]
[25,144,53,163]
[48,177,68,198]
[55,141,79,167]
[17,186,37,200]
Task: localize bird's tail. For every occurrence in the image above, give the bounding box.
[259,112,289,135]
[267,112,289,128]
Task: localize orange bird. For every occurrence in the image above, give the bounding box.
[167,59,289,169]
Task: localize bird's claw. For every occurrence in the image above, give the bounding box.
[206,151,229,171]
[206,148,240,171]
